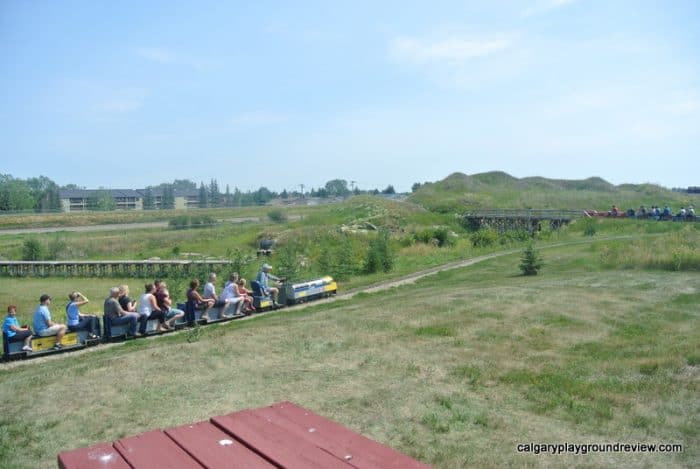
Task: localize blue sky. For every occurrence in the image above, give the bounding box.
[1,0,699,192]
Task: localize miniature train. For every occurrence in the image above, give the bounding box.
[2,276,337,361]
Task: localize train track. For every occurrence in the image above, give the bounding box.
[1,234,647,369]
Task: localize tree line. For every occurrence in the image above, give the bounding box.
[0,174,61,212]
[0,174,399,212]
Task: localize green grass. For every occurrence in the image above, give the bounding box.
[1,243,698,468]
[409,170,699,213]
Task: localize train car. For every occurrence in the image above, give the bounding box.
[2,275,338,361]
[3,330,86,361]
[282,276,337,305]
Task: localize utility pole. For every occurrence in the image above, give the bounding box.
[299,184,305,198]
[350,180,356,192]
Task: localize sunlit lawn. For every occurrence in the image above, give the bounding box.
[1,244,697,468]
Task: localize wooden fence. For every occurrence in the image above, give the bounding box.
[0,260,233,278]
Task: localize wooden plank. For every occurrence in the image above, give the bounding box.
[57,442,130,469]
[253,402,432,469]
[114,429,202,468]
[165,420,275,469]
[212,410,351,469]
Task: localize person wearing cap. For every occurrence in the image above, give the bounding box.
[32,294,67,349]
[256,263,281,305]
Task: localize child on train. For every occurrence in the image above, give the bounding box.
[3,305,34,352]
[236,278,256,312]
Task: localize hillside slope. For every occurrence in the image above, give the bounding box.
[409,171,696,213]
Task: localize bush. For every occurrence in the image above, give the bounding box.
[582,219,597,237]
[267,209,288,223]
[46,236,67,260]
[500,230,531,245]
[276,243,303,280]
[414,227,456,247]
[470,229,498,247]
[519,243,543,276]
[22,238,44,260]
[169,215,216,229]
[225,247,255,277]
[333,236,359,280]
[364,230,395,273]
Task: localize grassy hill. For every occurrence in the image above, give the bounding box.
[1,236,698,468]
[409,171,698,213]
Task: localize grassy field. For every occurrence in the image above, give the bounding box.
[0,205,304,230]
[1,241,698,468]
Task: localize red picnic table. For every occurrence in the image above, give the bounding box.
[58,401,431,468]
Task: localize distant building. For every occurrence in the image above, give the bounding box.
[58,188,199,212]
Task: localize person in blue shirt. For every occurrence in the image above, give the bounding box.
[32,294,67,350]
[3,305,33,352]
[66,291,101,339]
[256,263,281,306]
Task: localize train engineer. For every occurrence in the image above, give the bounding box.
[256,263,281,306]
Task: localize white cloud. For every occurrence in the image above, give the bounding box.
[94,87,149,114]
[98,99,143,113]
[523,0,579,16]
[136,47,205,70]
[230,112,289,126]
[136,47,176,64]
[391,36,511,65]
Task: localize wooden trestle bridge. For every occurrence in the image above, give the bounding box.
[0,260,233,278]
[463,209,583,233]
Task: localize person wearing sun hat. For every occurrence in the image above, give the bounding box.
[32,294,67,349]
[256,263,281,306]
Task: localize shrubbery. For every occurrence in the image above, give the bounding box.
[22,238,44,260]
[364,230,395,274]
[499,229,531,244]
[169,215,216,229]
[597,228,700,271]
[267,209,288,223]
[470,229,498,247]
[414,227,456,247]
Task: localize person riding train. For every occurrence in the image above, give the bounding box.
[66,291,101,340]
[33,294,67,350]
[256,263,281,307]
[3,305,33,352]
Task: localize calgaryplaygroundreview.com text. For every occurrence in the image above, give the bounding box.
[517,442,683,456]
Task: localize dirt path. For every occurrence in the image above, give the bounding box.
[0,215,303,236]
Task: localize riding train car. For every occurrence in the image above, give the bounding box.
[3,330,86,360]
[281,276,338,305]
[251,275,337,308]
[2,275,338,361]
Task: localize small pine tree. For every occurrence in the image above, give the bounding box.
[334,236,357,280]
[519,243,543,276]
[22,238,44,261]
[276,243,301,281]
[364,230,394,274]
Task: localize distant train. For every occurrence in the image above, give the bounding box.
[2,276,337,361]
